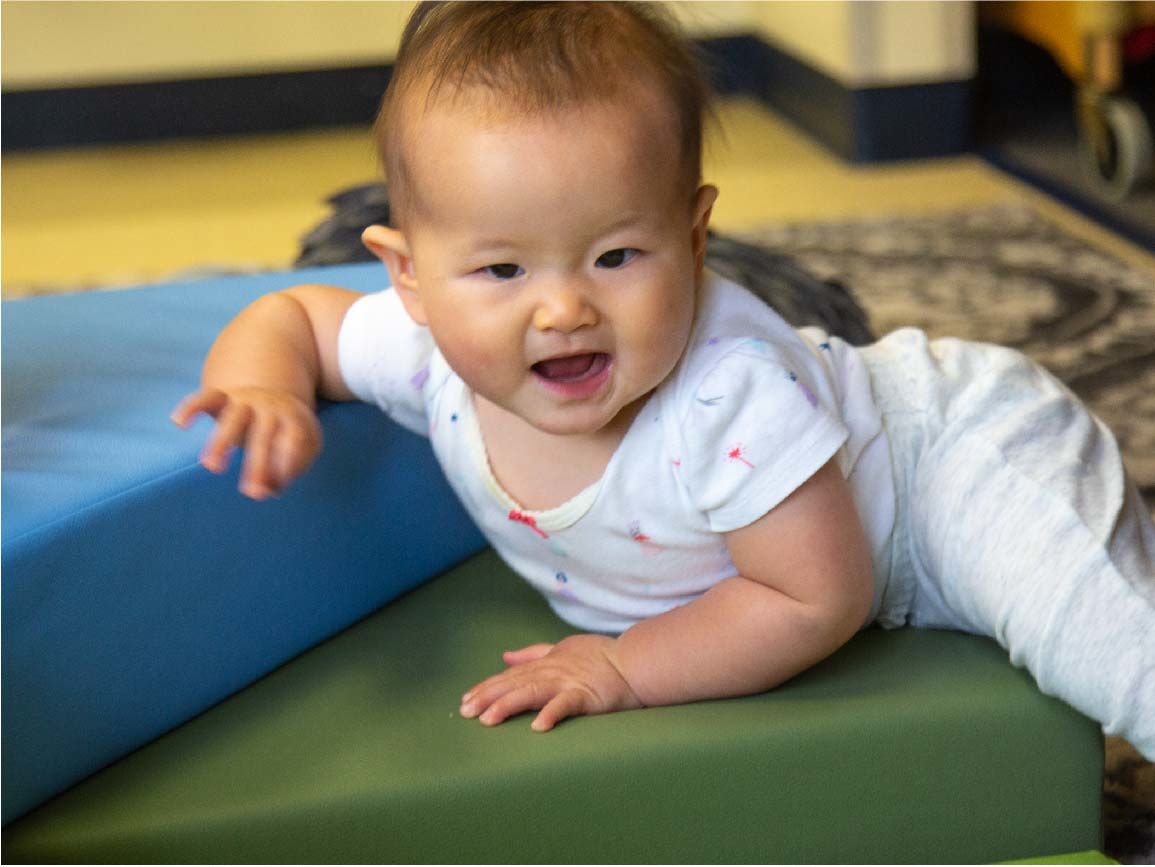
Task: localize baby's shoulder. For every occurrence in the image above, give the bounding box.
[661,274,810,405]
[661,335,805,431]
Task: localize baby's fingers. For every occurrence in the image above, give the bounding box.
[199,401,253,474]
[502,643,555,667]
[532,689,590,732]
[171,388,227,428]
[475,682,553,728]
[269,420,321,491]
[238,410,280,500]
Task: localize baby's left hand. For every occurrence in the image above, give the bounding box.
[460,634,643,732]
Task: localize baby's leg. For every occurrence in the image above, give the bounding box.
[904,343,1155,758]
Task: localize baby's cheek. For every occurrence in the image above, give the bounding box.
[642,297,694,370]
[429,315,478,359]
[437,330,517,390]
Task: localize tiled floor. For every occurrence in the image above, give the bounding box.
[3,97,1153,296]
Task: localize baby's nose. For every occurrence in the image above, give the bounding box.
[532,283,598,332]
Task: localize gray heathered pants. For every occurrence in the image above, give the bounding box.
[862,329,1155,758]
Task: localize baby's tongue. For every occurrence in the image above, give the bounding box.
[535,353,597,380]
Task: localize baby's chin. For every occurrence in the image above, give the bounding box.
[524,409,619,438]
[526,393,652,439]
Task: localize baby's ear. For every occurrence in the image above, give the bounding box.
[691,185,719,277]
[361,225,427,325]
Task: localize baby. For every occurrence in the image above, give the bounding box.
[172,1,1155,753]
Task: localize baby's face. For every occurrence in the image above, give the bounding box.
[397,85,716,437]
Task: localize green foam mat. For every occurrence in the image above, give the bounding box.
[3,550,1103,863]
[1006,851,1117,864]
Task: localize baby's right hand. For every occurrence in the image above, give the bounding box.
[171,386,322,501]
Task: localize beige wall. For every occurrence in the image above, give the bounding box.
[1,0,973,91]
[750,0,975,86]
[0,0,755,88]
[1,1,417,87]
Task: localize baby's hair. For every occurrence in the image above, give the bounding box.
[375,1,713,228]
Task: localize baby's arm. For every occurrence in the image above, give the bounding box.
[460,457,874,730]
[170,284,363,499]
[615,457,873,705]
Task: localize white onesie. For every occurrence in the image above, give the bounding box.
[338,271,895,634]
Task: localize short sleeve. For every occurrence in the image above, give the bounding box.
[337,288,436,437]
[677,345,849,533]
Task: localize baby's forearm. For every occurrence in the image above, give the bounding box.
[201,291,323,404]
[612,575,864,708]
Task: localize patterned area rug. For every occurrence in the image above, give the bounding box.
[738,204,1155,865]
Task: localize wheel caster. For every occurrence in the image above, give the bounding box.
[1077,91,1155,200]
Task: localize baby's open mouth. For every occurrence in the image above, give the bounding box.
[532,352,609,382]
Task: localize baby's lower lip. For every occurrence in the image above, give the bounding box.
[531,352,611,398]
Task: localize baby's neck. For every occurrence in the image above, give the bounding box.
[473,396,644,512]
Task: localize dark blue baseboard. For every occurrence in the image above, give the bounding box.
[1,65,393,150]
[4,33,971,162]
[700,35,972,163]
[980,149,1155,252]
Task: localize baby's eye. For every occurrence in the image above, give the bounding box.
[595,248,638,269]
[483,263,524,280]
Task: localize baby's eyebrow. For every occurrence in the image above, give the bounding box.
[599,213,648,234]
[460,215,653,256]
[459,236,522,256]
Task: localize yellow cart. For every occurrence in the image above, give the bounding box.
[982,1,1155,200]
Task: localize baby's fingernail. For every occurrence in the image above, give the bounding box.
[461,691,474,703]
[200,449,228,470]
[460,701,476,717]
